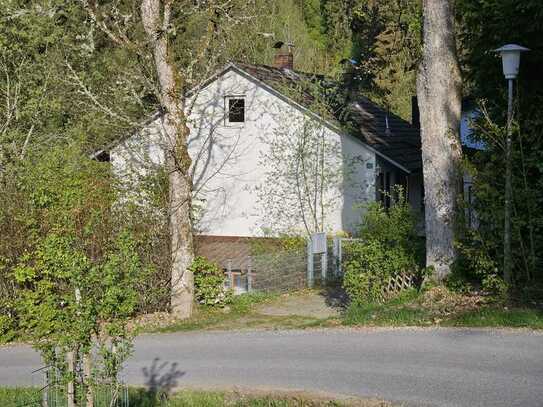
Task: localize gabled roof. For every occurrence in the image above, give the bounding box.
[97,62,422,173]
[223,62,422,172]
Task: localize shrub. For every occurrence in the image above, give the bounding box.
[449,230,508,300]
[0,311,16,344]
[191,256,231,307]
[343,188,423,305]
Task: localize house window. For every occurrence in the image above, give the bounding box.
[226,97,245,123]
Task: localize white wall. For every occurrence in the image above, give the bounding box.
[111,67,376,237]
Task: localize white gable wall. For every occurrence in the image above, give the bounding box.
[111,68,376,237]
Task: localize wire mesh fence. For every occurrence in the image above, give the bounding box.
[225,250,307,294]
[251,250,307,292]
[19,366,129,407]
[221,237,365,295]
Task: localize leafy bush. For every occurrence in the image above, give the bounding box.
[0,307,16,344]
[0,145,146,389]
[191,256,231,307]
[449,230,508,300]
[343,240,410,303]
[343,188,423,305]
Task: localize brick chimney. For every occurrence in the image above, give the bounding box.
[274,43,294,70]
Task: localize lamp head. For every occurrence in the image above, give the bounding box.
[494,44,530,79]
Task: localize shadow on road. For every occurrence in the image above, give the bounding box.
[130,357,186,405]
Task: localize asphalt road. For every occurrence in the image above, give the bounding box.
[1,328,542,406]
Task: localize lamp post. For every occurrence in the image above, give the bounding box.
[494,44,529,285]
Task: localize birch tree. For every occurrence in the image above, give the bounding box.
[416,0,462,280]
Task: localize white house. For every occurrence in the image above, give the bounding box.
[106,48,424,240]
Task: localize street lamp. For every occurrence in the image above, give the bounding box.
[494,44,529,285]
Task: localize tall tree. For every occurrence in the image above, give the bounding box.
[79,0,261,318]
[354,0,422,120]
[140,0,195,318]
[416,0,462,280]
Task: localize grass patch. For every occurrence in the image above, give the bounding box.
[344,289,431,326]
[144,291,338,334]
[0,387,393,406]
[444,307,543,328]
[343,287,543,329]
[149,292,279,333]
[344,304,430,326]
[0,387,41,406]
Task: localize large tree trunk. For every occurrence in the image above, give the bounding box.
[141,0,194,318]
[417,0,462,281]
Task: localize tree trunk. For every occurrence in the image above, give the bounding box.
[66,349,77,407]
[417,0,462,281]
[141,0,194,318]
[83,352,93,407]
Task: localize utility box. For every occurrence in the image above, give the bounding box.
[311,232,327,254]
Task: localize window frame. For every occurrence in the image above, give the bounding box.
[224,95,246,126]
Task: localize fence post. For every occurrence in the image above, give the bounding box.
[307,239,314,288]
[227,259,232,289]
[247,256,252,292]
[42,368,49,407]
[321,250,327,282]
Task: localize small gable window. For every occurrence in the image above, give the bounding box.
[227,97,245,123]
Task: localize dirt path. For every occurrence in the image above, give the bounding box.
[256,289,345,319]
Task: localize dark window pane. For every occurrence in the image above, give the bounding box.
[228,98,245,122]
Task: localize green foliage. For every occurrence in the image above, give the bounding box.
[445,308,543,329]
[250,235,306,256]
[450,228,508,301]
[0,307,16,344]
[358,192,424,263]
[343,240,405,304]
[0,387,42,406]
[343,289,429,326]
[228,292,278,314]
[0,386,373,406]
[343,285,543,329]
[278,235,307,253]
[457,0,543,291]
[343,189,423,305]
[191,257,232,307]
[350,0,422,120]
[0,144,147,385]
